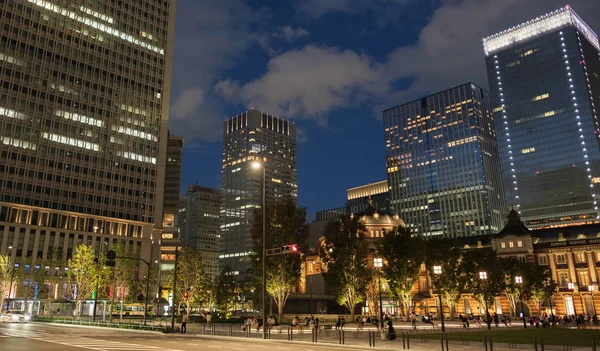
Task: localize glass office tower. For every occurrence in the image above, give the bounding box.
[0,0,176,284]
[484,6,600,228]
[383,83,505,237]
[220,109,297,276]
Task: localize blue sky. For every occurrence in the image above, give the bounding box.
[168,0,599,220]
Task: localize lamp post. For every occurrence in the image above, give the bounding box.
[479,271,491,330]
[588,285,596,318]
[433,265,446,333]
[568,282,577,316]
[252,161,267,340]
[374,258,384,331]
[515,275,526,328]
[7,246,14,302]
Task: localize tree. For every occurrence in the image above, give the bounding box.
[526,265,556,315]
[40,248,67,315]
[320,214,369,320]
[169,247,207,318]
[365,268,387,318]
[380,226,424,317]
[215,266,238,318]
[424,238,466,318]
[462,249,505,330]
[68,245,105,317]
[498,257,522,318]
[0,254,12,311]
[251,197,308,321]
[109,240,136,322]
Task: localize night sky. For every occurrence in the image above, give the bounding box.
[168,0,600,220]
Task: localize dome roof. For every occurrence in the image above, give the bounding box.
[352,204,406,228]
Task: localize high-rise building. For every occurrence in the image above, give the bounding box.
[383,83,505,237]
[220,109,297,275]
[483,6,600,229]
[347,181,390,214]
[178,185,220,279]
[0,0,177,304]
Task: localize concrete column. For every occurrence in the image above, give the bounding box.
[548,253,559,283]
[567,251,579,292]
[587,251,597,285]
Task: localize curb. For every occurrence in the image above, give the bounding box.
[36,322,164,334]
[189,333,416,351]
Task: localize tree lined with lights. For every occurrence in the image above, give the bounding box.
[380,226,424,317]
[168,246,208,318]
[0,254,12,310]
[68,245,107,317]
[320,214,369,320]
[424,238,466,318]
[252,197,308,321]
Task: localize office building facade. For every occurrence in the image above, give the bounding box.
[483,6,600,229]
[0,0,177,304]
[220,109,297,275]
[383,83,505,237]
[347,180,390,214]
[178,185,220,279]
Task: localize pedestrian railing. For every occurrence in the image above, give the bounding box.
[33,316,166,332]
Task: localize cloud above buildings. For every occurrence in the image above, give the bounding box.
[170,0,600,144]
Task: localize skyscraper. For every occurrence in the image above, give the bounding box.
[347,181,390,214]
[220,109,297,275]
[178,185,220,279]
[483,6,600,229]
[0,0,176,290]
[383,83,505,237]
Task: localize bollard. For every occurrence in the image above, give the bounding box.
[534,338,538,351]
[202,324,206,334]
[440,334,445,351]
[369,331,372,347]
[484,336,488,351]
[342,330,345,345]
[592,339,596,351]
[489,336,494,351]
[407,332,410,349]
[540,338,544,351]
[229,324,232,336]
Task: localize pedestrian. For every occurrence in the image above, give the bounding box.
[206,312,212,326]
[387,318,396,340]
[340,316,346,329]
[181,314,188,334]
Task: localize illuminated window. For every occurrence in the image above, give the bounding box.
[56,110,103,127]
[0,53,24,66]
[0,136,36,150]
[556,254,566,264]
[506,60,521,67]
[111,126,158,142]
[532,93,549,101]
[517,240,523,247]
[543,111,555,117]
[80,6,114,23]
[118,151,156,165]
[538,255,548,265]
[575,252,586,263]
[500,242,506,248]
[0,106,27,120]
[492,106,504,113]
[521,147,536,154]
[591,177,600,184]
[28,0,164,55]
[509,241,514,248]
[42,132,99,151]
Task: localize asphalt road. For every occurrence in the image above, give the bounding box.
[0,322,394,351]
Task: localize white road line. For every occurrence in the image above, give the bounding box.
[207,346,220,349]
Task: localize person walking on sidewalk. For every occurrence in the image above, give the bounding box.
[181,314,188,334]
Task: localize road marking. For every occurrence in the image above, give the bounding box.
[207,346,220,349]
[186,343,198,346]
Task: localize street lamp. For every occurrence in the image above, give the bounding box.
[515,276,526,329]
[568,282,577,316]
[433,265,446,333]
[479,271,491,330]
[588,285,596,318]
[252,161,267,340]
[7,246,14,302]
[374,258,384,331]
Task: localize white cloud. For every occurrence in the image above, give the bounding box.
[168,0,265,143]
[171,88,204,119]
[279,26,309,41]
[227,45,388,120]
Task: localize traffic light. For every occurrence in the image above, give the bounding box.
[105,250,116,267]
[184,291,188,302]
[282,244,300,253]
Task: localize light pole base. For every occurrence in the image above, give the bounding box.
[380,329,387,341]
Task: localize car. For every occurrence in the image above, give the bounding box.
[0,311,31,323]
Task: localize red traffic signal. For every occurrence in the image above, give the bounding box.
[282,244,300,253]
[184,291,189,301]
